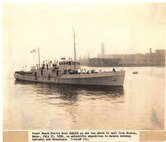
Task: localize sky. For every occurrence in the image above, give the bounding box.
[3,3,166,73]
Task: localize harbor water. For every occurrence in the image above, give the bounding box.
[3,67,165,130]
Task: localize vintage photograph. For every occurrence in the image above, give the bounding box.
[3,3,165,131]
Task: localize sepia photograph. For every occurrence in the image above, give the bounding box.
[3,2,165,135]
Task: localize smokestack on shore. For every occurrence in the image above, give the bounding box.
[150,48,152,54]
[101,42,105,58]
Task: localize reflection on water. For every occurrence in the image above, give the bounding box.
[4,67,165,130]
[14,80,124,105]
[15,80,124,94]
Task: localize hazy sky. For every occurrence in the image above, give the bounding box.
[3,3,166,72]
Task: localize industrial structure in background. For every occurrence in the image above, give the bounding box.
[79,43,165,67]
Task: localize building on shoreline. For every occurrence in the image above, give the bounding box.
[79,43,165,67]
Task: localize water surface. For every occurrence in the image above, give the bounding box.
[3,67,165,130]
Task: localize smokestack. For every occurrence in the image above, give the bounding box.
[150,48,152,54]
[101,42,105,57]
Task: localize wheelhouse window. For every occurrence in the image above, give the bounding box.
[59,61,80,65]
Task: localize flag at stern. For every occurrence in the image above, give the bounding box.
[30,49,36,53]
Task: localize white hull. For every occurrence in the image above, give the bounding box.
[14,71,125,86]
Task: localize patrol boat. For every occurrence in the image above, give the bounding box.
[14,29,125,86]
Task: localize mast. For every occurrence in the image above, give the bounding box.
[38,46,40,68]
[72,28,76,70]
